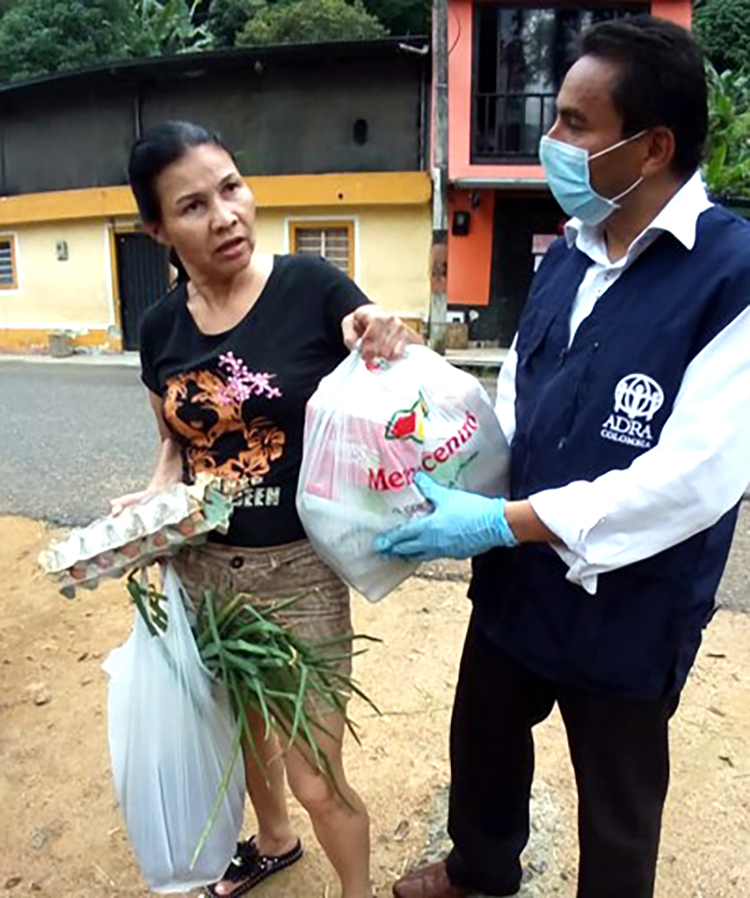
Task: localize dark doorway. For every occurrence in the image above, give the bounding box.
[483,194,565,346]
[115,231,170,350]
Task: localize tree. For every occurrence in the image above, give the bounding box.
[0,0,22,15]
[0,0,136,83]
[360,0,428,35]
[0,0,404,84]
[237,0,388,46]
[694,0,750,72]
[703,62,750,199]
[207,0,256,48]
[0,0,214,84]
[208,0,420,49]
[130,0,213,56]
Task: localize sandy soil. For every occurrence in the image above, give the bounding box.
[1,515,749,897]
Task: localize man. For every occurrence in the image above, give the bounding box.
[376,15,750,898]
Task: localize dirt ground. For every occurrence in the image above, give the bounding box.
[1,514,749,898]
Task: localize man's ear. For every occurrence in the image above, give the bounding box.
[642,126,676,178]
[143,221,169,247]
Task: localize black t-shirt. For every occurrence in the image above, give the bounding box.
[140,254,370,547]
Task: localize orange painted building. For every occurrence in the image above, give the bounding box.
[444,0,693,345]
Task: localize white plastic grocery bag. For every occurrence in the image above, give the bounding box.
[297,345,509,602]
[103,564,245,893]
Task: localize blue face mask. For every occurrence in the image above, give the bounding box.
[539,131,647,225]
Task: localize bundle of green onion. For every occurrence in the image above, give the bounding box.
[126,573,379,864]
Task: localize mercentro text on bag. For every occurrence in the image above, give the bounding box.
[296,345,509,601]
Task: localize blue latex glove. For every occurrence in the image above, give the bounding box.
[373,471,518,561]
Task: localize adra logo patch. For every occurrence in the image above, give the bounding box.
[600,373,665,450]
[385,393,429,444]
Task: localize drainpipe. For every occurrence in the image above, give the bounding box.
[133,81,143,141]
[429,0,449,352]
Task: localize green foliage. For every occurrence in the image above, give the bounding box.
[0,0,136,83]
[361,0,428,35]
[0,0,23,15]
[0,0,406,83]
[207,0,256,47]
[0,0,214,84]
[694,0,750,72]
[130,0,214,56]
[237,0,388,46]
[703,61,750,199]
[207,0,424,49]
[128,575,380,852]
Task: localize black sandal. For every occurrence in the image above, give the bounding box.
[203,836,303,897]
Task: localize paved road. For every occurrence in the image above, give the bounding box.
[1,359,748,611]
[0,359,498,527]
[0,361,155,526]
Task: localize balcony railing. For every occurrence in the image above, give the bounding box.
[472,91,556,163]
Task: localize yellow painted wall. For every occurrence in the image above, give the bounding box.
[0,219,117,351]
[0,173,431,226]
[0,199,431,352]
[114,204,432,324]
[256,205,431,318]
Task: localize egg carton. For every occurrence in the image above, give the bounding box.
[39,475,234,598]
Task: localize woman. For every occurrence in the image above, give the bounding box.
[111,120,418,898]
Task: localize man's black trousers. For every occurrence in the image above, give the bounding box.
[445,614,680,898]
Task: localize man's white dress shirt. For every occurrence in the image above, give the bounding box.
[495,172,750,594]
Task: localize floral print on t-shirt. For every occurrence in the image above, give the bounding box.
[163,352,286,483]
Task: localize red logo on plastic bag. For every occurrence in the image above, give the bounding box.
[385,394,428,444]
[369,411,479,491]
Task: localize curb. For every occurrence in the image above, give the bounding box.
[0,352,140,367]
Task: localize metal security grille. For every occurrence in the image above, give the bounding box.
[292,223,353,276]
[0,237,16,287]
[472,4,646,162]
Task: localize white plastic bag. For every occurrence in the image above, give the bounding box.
[297,345,509,602]
[103,564,245,893]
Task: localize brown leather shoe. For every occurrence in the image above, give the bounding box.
[392,861,470,898]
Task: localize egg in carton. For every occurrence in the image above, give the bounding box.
[39,475,234,598]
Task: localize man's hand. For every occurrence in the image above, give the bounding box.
[374,472,518,562]
[342,305,423,361]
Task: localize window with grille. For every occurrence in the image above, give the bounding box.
[290,221,354,278]
[0,236,17,289]
[472,4,647,162]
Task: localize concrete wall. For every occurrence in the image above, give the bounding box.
[0,199,430,351]
[0,219,116,351]
[1,84,135,195]
[142,57,423,177]
[256,205,431,317]
[111,203,432,317]
[0,54,425,196]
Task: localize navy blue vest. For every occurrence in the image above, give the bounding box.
[470,206,750,700]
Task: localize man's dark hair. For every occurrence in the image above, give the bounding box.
[580,14,708,178]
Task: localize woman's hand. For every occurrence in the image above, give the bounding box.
[111,463,183,516]
[110,426,183,516]
[342,305,423,361]
[110,489,157,517]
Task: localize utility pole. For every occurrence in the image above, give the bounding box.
[429,0,449,353]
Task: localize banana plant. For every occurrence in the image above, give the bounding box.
[134,0,213,55]
[703,61,750,200]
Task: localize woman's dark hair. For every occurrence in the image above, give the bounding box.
[128,120,235,224]
[128,120,236,284]
[580,15,708,178]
